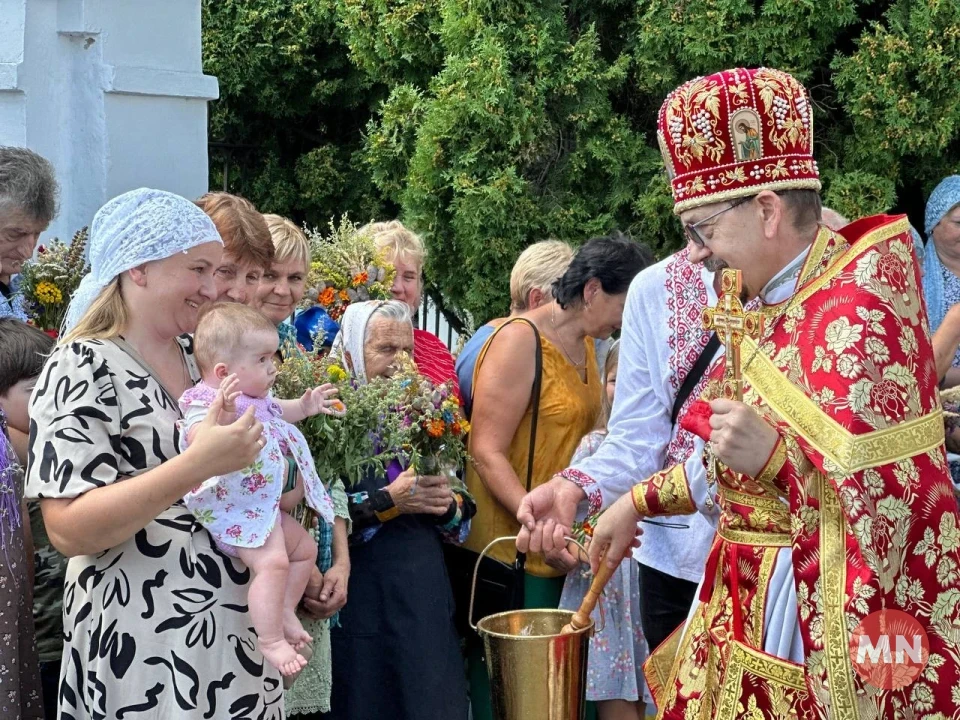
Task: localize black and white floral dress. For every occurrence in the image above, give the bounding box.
[25,338,284,720]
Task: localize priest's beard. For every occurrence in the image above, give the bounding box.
[704,257,727,273]
[706,257,750,301]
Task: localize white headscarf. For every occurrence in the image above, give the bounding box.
[63,188,222,333]
[329,301,384,383]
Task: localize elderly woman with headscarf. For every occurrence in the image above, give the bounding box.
[326,300,472,720]
[921,176,960,387]
[25,189,282,719]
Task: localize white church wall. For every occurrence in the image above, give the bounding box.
[0,0,218,242]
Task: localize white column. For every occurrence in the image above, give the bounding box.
[0,0,219,242]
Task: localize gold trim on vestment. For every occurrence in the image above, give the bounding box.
[715,640,808,720]
[723,487,787,512]
[796,225,835,287]
[754,437,787,485]
[741,336,944,474]
[717,526,791,547]
[643,624,684,713]
[761,216,911,320]
[751,547,779,648]
[818,471,858,716]
[631,482,650,517]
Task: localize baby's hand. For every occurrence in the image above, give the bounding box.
[300,384,346,418]
[217,374,242,424]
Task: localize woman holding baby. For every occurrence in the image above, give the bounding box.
[25,189,284,719]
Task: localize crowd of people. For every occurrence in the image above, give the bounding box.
[1,63,960,720]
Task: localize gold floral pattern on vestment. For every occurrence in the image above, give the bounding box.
[742,335,945,474]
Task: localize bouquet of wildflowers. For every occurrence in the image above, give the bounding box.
[391,353,471,474]
[274,350,408,487]
[302,217,396,322]
[18,228,90,336]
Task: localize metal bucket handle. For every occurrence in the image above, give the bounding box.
[468,535,602,633]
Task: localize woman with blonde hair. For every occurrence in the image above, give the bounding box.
[455,239,574,416]
[26,188,279,719]
[363,220,461,396]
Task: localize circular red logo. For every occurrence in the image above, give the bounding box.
[849,609,929,690]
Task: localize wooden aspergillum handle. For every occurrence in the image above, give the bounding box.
[568,553,616,631]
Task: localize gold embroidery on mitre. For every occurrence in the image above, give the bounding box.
[664,77,727,170]
[658,130,677,181]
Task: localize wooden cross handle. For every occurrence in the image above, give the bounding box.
[568,554,617,631]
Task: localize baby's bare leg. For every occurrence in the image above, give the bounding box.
[280,512,319,648]
[237,520,307,677]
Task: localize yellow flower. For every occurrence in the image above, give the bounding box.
[327,365,348,382]
[35,281,63,306]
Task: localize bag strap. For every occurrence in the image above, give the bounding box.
[520,319,543,494]
[670,332,720,426]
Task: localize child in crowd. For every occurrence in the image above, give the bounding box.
[0,318,49,719]
[181,303,342,676]
[559,341,649,720]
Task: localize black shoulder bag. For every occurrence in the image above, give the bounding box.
[444,318,543,637]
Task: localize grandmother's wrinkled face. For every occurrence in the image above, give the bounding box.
[0,208,47,281]
[128,242,221,336]
[214,252,264,306]
[933,205,960,256]
[363,316,414,379]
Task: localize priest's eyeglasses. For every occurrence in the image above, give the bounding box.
[683,196,751,248]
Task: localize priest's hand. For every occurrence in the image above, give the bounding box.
[588,493,643,575]
[516,477,585,571]
[708,399,779,478]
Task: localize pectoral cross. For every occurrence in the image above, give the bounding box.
[701,269,763,401]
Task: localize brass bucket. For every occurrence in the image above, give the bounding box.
[469,537,595,720]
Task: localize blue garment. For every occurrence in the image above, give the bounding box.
[277,321,298,353]
[455,323,496,417]
[0,275,27,321]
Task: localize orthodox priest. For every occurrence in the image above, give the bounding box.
[520,67,960,719]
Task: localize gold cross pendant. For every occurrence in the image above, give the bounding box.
[701,269,763,402]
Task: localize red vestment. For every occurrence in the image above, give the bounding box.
[637,217,960,719]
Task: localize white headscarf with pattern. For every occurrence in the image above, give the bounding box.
[63,188,222,333]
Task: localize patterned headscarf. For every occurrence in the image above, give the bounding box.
[63,188,222,333]
[329,301,384,383]
[922,177,960,333]
[925,176,960,238]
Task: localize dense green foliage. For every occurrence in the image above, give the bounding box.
[203,0,960,327]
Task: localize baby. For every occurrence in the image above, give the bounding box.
[181,302,342,676]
